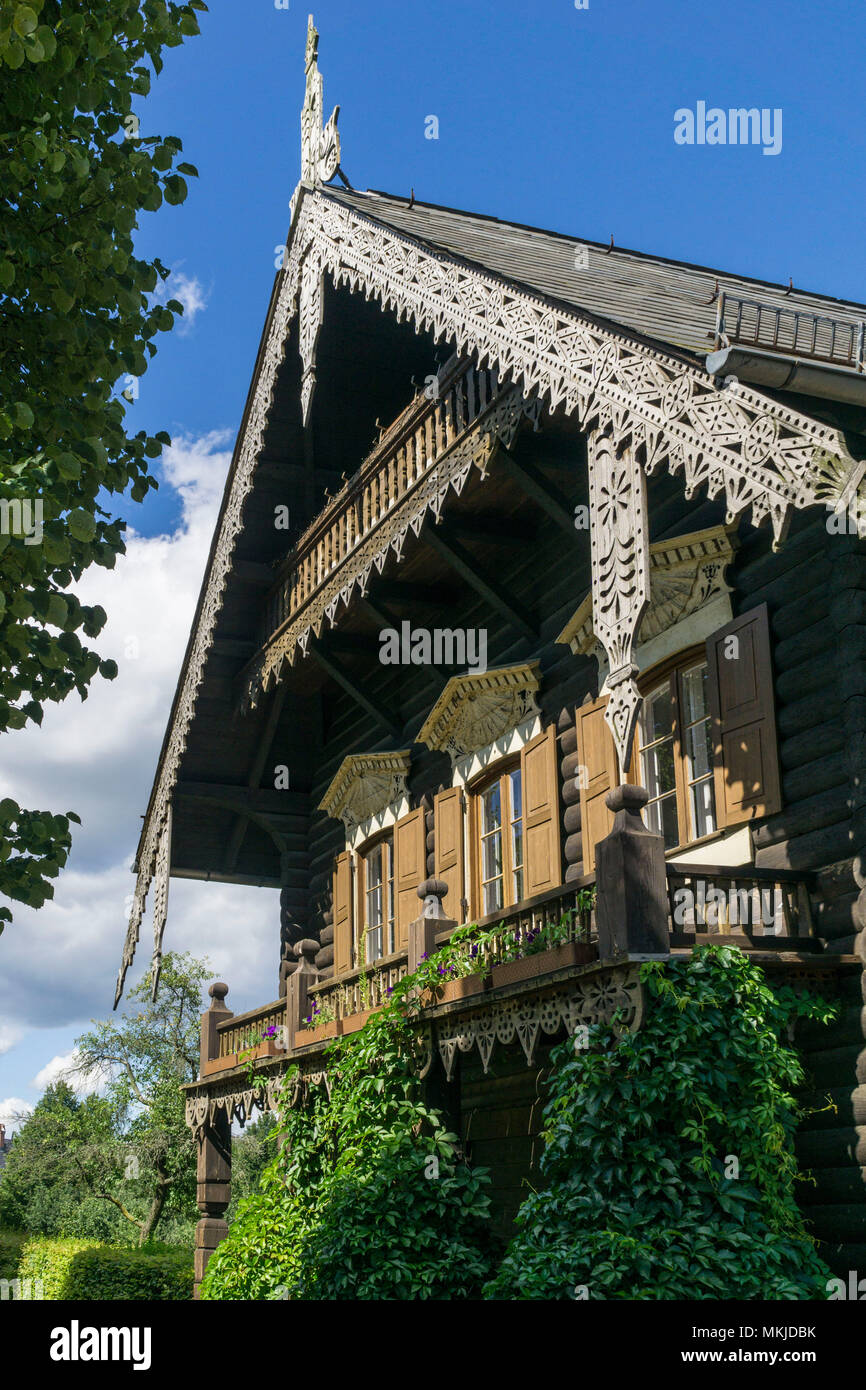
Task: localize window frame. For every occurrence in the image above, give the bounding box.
[356,830,395,967]
[635,644,717,853]
[469,757,524,919]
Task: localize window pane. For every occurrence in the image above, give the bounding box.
[511,819,523,872]
[687,718,713,782]
[645,793,679,849]
[509,769,522,822]
[690,776,717,839]
[366,926,383,961]
[482,830,503,883]
[483,877,503,914]
[641,738,676,799]
[681,663,708,726]
[367,844,382,889]
[481,782,502,834]
[366,883,383,927]
[641,685,674,745]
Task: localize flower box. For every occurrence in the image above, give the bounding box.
[340,1008,374,1036]
[296,1019,340,1046]
[435,974,487,1004]
[491,941,597,989]
[201,1035,286,1077]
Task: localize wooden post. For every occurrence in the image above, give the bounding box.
[285,938,320,1049]
[594,785,670,959]
[200,981,232,1072]
[194,981,234,1298]
[408,877,456,973]
[194,1107,231,1300]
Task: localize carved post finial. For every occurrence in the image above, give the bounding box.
[300,14,341,187]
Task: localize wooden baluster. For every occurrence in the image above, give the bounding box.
[455,374,466,433]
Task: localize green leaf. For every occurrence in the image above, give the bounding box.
[67,509,96,542]
[13,6,37,38]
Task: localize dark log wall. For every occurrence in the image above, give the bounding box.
[458,1043,552,1244]
[284,417,866,1268]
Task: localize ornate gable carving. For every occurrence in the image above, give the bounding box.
[416,664,541,765]
[319,750,412,833]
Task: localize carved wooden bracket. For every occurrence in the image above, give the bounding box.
[587,431,650,775]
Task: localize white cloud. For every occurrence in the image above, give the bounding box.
[0,1024,22,1057]
[0,431,278,1034]
[33,1049,111,1097]
[154,268,209,335]
[0,1098,33,1133]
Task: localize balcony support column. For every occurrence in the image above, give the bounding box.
[193,1108,231,1300]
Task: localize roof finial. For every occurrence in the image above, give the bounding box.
[301,14,341,186]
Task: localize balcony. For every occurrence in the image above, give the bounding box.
[194,863,823,1083]
[714,291,865,373]
[242,354,527,701]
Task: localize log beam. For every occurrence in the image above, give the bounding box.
[495,444,578,539]
[422,525,536,641]
[307,636,402,738]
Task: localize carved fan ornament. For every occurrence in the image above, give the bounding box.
[318,750,412,833]
[115,23,864,1001]
[416,664,541,765]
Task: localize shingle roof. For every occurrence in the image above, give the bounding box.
[326,187,866,361]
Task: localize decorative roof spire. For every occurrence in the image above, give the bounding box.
[300,14,341,186]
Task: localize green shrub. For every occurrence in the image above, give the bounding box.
[486,945,835,1300]
[15,1235,192,1300]
[0,1230,24,1281]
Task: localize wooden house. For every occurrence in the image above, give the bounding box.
[115,20,866,1296]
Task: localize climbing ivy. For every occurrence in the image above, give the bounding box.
[200,989,494,1301]
[202,941,834,1301]
[487,945,835,1300]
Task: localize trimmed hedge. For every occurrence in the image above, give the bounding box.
[1,1233,192,1300]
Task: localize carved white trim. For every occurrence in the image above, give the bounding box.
[416,662,541,765]
[319,750,413,834]
[434,963,643,1079]
[588,433,650,775]
[299,250,325,426]
[118,177,861,997]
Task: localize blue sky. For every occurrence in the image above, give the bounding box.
[2,0,865,1120]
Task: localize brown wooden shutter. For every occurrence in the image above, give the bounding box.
[434,787,465,924]
[706,603,782,826]
[577,696,620,872]
[520,724,562,897]
[393,807,426,949]
[332,850,354,976]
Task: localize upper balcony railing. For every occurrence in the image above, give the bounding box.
[715,291,866,373]
[260,355,503,649]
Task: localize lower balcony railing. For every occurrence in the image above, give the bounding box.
[198,864,820,1078]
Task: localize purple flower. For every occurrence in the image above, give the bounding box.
[386,986,393,995]
[420,952,428,961]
